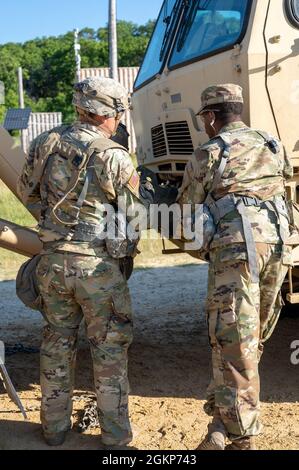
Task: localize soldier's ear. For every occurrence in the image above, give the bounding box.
[207,111,216,127]
[92,114,106,125]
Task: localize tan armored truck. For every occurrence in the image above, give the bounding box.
[132,0,299,303]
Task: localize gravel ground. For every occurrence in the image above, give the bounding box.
[0,264,298,450]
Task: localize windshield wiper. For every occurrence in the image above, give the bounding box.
[177,0,212,51]
[159,0,187,61]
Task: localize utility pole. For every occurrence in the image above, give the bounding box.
[18,67,25,109]
[74,29,81,82]
[109,0,118,80]
[17,67,28,152]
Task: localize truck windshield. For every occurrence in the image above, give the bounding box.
[134,0,181,89]
[169,0,251,69]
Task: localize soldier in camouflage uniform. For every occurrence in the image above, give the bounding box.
[18,77,146,448]
[178,84,293,450]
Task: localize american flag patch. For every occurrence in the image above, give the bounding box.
[127,170,140,191]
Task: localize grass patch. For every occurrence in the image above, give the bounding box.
[0,182,35,227]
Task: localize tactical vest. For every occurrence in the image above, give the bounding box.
[26,126,127,244]
[17,127,139,316]
[202,128,290,282]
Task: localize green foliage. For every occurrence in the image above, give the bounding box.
[0,20,154,123]
[0,182,35,227]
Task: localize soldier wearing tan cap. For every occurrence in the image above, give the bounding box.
[179,84,293,450]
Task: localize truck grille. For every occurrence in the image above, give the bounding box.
[165,121,194,155]
[151,124,167,158]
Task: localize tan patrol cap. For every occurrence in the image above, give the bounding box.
[197,84,244,115]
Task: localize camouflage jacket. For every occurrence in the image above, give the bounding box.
[178,121,293,248]
[18,122,142,256]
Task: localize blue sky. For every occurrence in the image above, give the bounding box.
[0,0,163,45]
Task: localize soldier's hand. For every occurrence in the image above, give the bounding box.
[137,166,178,206]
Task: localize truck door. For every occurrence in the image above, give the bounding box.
[265,0,299,164]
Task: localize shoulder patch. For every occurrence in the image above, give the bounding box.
[126,170,140,198]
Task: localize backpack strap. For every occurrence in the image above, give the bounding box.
[234,198,259,283]
[89,137,126,153]
[205,133,231,206]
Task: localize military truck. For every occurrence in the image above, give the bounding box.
[132,0,299,303]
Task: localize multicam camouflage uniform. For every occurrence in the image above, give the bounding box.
[179,84,293,441]
[18,77,142,446]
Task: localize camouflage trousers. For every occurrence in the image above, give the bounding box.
[36,251,133,446]
[205,243,292,440]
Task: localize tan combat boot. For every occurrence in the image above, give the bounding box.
[226,437,256,451]
[196,411,227,451]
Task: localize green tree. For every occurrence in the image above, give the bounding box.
[0,20,155,124]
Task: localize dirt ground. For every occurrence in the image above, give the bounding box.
[0,261,299,451]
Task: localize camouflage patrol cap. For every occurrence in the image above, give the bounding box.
[73,76,130,117]
[197,84,244,115]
